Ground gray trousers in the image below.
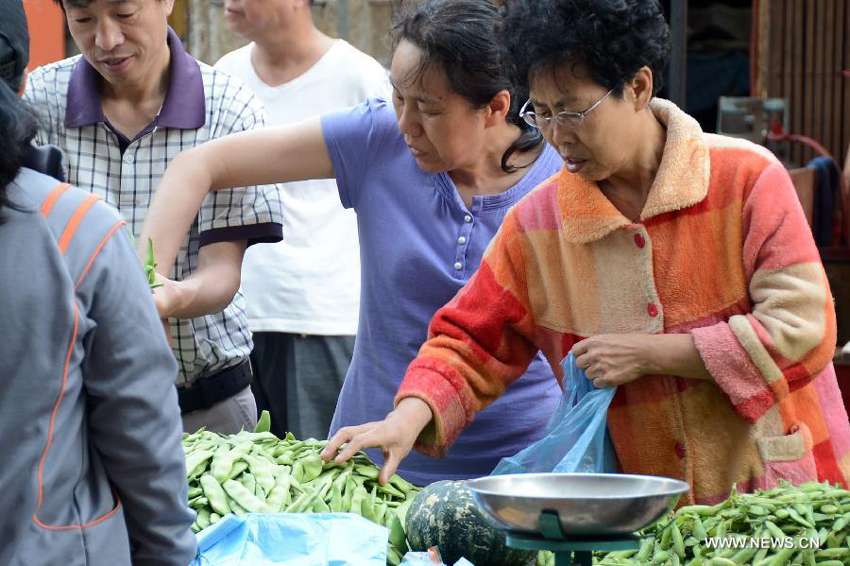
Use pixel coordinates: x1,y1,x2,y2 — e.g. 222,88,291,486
181,385,257,435
250,332,354,440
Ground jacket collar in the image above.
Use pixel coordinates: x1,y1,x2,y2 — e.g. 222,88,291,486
559,98,711,244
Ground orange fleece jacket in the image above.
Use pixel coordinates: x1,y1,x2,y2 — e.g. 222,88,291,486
397,99,850,504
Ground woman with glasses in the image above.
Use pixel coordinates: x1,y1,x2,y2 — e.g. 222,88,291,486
139,0,562,485
324,0,850,497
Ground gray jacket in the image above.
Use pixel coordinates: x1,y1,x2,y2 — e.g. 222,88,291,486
0,168,197,565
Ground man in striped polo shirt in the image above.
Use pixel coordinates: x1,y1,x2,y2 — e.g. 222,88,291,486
25,0,284,434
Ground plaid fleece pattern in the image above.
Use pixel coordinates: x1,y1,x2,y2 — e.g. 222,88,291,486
397,99,850,504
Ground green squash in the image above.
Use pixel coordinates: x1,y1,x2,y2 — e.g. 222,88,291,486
405,480,536,566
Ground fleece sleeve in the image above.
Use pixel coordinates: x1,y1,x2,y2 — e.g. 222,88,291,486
691,160,837,422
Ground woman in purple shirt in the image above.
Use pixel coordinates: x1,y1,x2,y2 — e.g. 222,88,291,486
141,0,561,485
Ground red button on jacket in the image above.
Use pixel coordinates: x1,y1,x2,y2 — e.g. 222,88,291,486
634,233,646,248
648,302,658,317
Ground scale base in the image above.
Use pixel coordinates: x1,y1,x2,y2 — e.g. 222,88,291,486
504,510,640,566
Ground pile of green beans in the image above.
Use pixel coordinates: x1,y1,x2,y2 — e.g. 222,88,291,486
535,481,850,566
183,413,421,565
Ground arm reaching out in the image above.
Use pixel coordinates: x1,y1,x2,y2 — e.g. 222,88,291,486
138,117,333,273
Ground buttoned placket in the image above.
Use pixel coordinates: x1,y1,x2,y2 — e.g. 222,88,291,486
627,224,664,330
453,207,476,276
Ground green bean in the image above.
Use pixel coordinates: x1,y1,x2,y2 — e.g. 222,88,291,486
291,460,304,483
284,490,314,513
226,460,248,480
222,479,267,513
677,505,719,517
766,546,796,566
185,450,214,479
815,548,850,559
196,507,211,530
312,497,330,513
388,474,412,495
301,453,324,483
200,474,231,516
254,410,271,433
765,520,786,540
228,497,247,517
635,537,654,561
788,508,814,529
239,472,257,496
211,443,249,483
672,522,686,558
243,453,276,493
265,474,291,512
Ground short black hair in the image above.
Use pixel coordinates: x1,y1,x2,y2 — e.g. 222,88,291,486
499,0,671,98
391,0,543,173
0,81,37,222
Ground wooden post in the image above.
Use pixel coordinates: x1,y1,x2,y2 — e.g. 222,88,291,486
668,0,688,108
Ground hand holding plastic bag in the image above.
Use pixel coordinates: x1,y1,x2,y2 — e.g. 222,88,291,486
491,353,617,475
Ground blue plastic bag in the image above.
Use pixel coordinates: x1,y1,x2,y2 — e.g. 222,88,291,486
492,353,617,475
192,512,390,566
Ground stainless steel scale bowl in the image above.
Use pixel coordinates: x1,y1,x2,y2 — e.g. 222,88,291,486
466,473,690,537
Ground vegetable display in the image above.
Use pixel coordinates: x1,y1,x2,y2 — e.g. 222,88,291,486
183,413,421,565
543,481,850,566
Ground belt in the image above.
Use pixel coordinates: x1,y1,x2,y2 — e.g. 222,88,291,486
177,360,252,414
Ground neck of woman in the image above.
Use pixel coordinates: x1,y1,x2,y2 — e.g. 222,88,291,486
449,121,541,204
598,109,667,219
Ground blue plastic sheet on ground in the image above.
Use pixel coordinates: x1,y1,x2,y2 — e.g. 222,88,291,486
492,353,617,475
192,512,389,566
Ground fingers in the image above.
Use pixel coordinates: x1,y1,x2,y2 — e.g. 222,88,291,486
379,450,403,486
574,350,594,370
321,424,370,461
320,429,349,461
570,338,590,357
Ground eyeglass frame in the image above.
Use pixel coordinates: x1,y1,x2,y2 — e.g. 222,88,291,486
519,88,614,130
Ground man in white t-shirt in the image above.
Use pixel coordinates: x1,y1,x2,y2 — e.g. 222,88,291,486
215,0,389,439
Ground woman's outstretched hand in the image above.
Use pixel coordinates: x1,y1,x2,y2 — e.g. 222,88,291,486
321,397,433,485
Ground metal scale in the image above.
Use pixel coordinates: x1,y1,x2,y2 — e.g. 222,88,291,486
466,473,689,566
505,510,639,566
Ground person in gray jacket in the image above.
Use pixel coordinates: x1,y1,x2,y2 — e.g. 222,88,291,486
0,1,197,563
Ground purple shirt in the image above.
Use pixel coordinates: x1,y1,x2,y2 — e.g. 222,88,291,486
323,99,562,485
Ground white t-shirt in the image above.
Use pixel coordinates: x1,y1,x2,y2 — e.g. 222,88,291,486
215,40,391,335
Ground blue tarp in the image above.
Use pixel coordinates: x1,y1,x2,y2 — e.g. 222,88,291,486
192,513,389,566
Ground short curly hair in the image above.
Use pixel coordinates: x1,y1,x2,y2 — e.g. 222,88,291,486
499,0,671,98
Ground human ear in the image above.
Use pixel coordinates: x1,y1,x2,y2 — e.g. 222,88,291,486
627,66,654,110
484,89,511,127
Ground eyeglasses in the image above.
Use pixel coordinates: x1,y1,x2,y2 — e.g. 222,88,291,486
519,89,613,130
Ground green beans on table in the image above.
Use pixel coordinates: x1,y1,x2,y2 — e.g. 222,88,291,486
589,481,850,565
182,412,422,565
